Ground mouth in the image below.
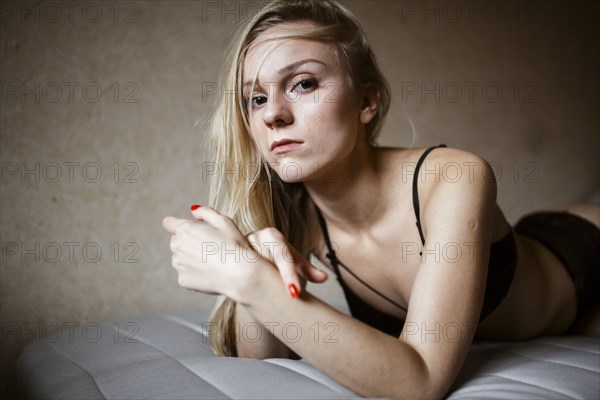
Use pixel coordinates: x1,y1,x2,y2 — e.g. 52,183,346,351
270,138,304,154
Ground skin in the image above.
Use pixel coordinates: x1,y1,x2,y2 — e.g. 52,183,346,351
163,21,599,399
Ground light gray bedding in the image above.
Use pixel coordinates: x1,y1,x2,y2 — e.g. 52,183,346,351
16,310,600,399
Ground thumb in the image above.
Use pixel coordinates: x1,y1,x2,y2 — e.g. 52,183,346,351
303,263,329,283
281,243,329,284
297,260,329,283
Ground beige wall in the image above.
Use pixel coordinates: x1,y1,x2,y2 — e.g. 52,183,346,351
1,0,598,395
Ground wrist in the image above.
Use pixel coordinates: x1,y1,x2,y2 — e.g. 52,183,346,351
229,257,277,308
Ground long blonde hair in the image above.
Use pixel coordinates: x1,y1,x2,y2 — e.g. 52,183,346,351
207,0,391,357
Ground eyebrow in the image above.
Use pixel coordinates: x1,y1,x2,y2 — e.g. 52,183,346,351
243,58,328,89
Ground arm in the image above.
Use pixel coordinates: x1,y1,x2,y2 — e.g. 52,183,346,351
167,209,327,360
235,302,298,359
240,150,497,398
235,227,327,359
242,273,432,398
164,150,495,398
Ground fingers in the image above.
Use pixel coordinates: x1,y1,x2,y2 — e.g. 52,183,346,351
247,228,329,298
189,205,235,230
179,204,328,299
162,216,188,234
270,241,303,298
298,261,329,283
247,229,301,296
278,240,328,284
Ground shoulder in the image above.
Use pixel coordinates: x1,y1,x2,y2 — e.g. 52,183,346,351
413,146,496,191
375,146,497,217
406,146,497,221
379,145,495,189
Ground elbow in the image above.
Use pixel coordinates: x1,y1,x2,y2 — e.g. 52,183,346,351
236,341,293,360
385,375,450,400
418,381,452,400
379,350,453,400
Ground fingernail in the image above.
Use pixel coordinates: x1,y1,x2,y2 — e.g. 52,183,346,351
190,204,202,211
288,283,299,298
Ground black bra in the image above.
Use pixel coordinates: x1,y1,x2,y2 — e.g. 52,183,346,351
316,144,517,337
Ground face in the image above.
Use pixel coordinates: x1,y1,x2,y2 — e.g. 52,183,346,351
242,22,374,183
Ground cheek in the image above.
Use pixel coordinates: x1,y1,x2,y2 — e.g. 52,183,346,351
304,99,359,142
248,120,269,153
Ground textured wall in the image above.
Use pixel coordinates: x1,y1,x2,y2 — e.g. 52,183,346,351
1,0,598,395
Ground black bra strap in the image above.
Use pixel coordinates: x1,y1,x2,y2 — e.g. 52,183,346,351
315,207,408,312
412,144,447,246
315,207,341,275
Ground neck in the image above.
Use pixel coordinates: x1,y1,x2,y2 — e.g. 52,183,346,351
303,141,386,231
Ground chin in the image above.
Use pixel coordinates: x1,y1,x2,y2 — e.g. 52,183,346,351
267,159,311,183
274,171,310,184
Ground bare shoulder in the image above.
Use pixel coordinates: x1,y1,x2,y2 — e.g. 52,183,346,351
416,147,498,237
389,146,499,229
412,146,496,192
418,146,492,173
378,145,495,189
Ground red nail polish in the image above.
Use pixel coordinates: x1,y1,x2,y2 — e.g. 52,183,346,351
190,204,202,211
288,283,299,298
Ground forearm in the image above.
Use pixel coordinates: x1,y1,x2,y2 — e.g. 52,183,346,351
234,302,297,359
244,268,441,399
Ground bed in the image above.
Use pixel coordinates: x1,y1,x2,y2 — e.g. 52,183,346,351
15,308,600,399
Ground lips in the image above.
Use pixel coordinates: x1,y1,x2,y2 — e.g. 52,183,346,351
270,138,304,154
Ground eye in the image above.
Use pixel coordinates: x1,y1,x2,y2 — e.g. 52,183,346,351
248,94,267,109
291,77,318,93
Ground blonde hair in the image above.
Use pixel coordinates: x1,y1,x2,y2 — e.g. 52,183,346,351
206,0,391,357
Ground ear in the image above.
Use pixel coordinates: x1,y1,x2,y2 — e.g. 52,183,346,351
359,84,379,125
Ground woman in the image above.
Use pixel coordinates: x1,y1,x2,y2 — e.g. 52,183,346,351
162,1,599,398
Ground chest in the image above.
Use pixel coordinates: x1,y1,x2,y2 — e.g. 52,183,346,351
317,212,424,319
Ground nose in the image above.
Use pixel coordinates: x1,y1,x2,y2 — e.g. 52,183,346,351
262,93,293,129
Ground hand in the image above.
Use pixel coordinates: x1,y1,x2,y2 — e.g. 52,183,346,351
187,207,329,298
162,205,261,304
245,227,329,297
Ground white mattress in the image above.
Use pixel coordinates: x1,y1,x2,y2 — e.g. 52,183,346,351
16,310,600,399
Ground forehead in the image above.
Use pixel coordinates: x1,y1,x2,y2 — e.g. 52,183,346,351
243,22,340,82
